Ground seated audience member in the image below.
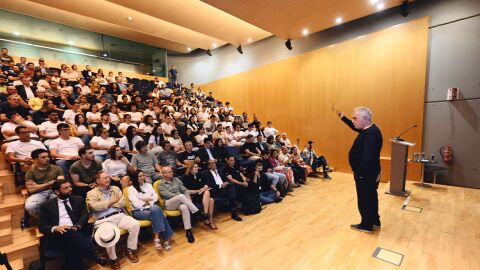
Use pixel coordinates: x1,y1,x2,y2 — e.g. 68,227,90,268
157,141,177,170
131,141,162,183
38,180,98,270
251,161,283,204
279,146,306,184
158,166,209,243
301,141,332,179
1,111,38,144
128,170,174,251
117,94,131,111
245,124,258,138
260,150,289,195
95,112,121,139
203,115,218,134
168,129,185,153
269,149,297,187
160,115,175,136
212,138,229,165
70,146,103,198
182,163,217,229
264,121,278,138
49,123,84,180
90,127,116,162
72,114,94,146
24,149,64,217
62,101,82,125
176,140,200,168
38,110,63,146
255,134,268,152
129,104,143,124
212,124,227,144
139,115,155,136
223,156,249,203
197,138,217,169
279,133,293,148
87,172,140,269
0,93,31,123
240,135,261,161
233,124,246,142
5,126,46,170
102,145,133,189
194,127,208,146
118,114,137,136
291,146,313,177
86,104,101,126
224,126,242,146
201,160,242,221
119,126,143,160
148,124,166,154
265,135,279,151
108,104,121,125
28,87,45,111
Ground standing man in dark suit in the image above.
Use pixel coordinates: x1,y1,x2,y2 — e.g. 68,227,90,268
337,107,383,233
38,179,96,270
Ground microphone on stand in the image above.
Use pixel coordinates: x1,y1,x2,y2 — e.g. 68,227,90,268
394,125,417,141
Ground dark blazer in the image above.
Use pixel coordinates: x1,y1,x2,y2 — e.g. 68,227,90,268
341,116,383,178
256,142,268,152
200,170,227,191
198,146,218,164
38,195,89,235
15,84,37,101
81,70,96,79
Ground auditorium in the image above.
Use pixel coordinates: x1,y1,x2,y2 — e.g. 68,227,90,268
0,0,478,269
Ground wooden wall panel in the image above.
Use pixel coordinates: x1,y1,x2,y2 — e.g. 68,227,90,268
201,17,429,180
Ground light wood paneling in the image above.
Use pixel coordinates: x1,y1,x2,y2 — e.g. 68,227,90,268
201,18,429,180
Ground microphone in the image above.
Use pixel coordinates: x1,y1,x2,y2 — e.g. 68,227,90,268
394,125,417,141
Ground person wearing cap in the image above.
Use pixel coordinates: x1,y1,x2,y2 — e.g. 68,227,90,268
38,179,97,270
87,171,140,269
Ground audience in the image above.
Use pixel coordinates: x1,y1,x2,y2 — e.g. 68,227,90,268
69,146,103,198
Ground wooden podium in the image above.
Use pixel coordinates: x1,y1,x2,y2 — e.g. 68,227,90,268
385,139,415,197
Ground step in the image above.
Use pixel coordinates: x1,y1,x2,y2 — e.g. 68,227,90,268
2,228,39,266
0,214,12,229
0,194,26,230
0,182,4,204
0,170,19,196
0,227,13,246
10,258,24,270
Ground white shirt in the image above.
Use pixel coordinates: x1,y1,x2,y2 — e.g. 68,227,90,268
129,112,143,123
102,159,128,177
205,147,214,160
119,136,143,151
127,183,158,210
77,84,90,95
160,122,174,135
168,137,183,151
195,134,208,146
143,109,157,119
264,127,278,138
118,123,137,133
63,110,79,124
234,130,246,140
139,123,154,134
24,86,35,100
39,121,63,138
57,198,73,227
5,140,46,159
210,170,223,187
1,121,39,141
90,136,115,155
86,112,101,122
117,95,131,103
197,111,209,122
109,113,120,124
49,137,84,158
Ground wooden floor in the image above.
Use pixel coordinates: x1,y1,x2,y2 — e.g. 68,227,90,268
93,172,480,270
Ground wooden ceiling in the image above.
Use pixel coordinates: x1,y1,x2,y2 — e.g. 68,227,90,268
0,0,408,53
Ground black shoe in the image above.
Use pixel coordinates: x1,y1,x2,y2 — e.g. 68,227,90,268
186,229,195,243
231,212,242,221
196,211,210,221
323,174,332,180
325,167,333,172
350,223,373,233
373,221,381,229
274,197,283,203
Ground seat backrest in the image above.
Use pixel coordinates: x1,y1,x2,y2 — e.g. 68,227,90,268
123,187,133,215
152,180,166,207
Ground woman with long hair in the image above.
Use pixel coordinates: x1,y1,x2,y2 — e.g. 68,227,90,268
86,104,101,126
268,149,297,188
119,126,143,160
102,145,133,189
182,163,216,229
90,127,116,162
139,115,155,136
213,138,228,164
72,114,93,146
128,170,174,251
148,124,166,154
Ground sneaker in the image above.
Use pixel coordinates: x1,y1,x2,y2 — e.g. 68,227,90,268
325,167,333,172
163,241,172,251
290,183,300,188
323,174,332,180
373,221,381,230
154,239,162,250
350,223,373,233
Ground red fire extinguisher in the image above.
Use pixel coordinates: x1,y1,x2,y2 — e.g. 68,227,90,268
439,146,453,164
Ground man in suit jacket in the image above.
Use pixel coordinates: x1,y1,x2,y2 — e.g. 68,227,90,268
200,160,242,221
197,138,218,169
338,107,383,234
81,65,96,80
15,77,36,101
38,179,96,270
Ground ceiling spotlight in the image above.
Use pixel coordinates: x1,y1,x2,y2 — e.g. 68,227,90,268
100,52,109,58
302,29,309,36
369,0,379,4
335,17,343,24
206,49,212,56
212,43,217,48
68,40,75,45
127,16,133,21
247,38,252,42
376,2,385,10
237,45,243,54
285,39,292,50
400,0,410,17
13,32,20,36
187,47,192,52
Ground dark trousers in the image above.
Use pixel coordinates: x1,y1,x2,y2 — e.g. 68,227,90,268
46,230,95,270
211,184,237,212
354,174,380,227
311,156,329,173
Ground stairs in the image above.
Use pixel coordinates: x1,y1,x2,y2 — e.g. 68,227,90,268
0,153,38,269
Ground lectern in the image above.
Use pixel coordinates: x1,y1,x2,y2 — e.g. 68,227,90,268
386,139,415,197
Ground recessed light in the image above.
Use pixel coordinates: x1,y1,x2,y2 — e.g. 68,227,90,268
68,41,74,45
376,2,385,10
302,28,309,36
247,38,252,42
335,17,343,24
369,0,379,4
127,16,133,21
212,43,217,48
13,32,20,36
187,47,192,52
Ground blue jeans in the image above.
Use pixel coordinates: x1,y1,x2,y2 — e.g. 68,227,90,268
25,190,55,217
259,190,277,204
265,172,287,186
94,154,109,162
55,159,75,181
132,205,173,240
